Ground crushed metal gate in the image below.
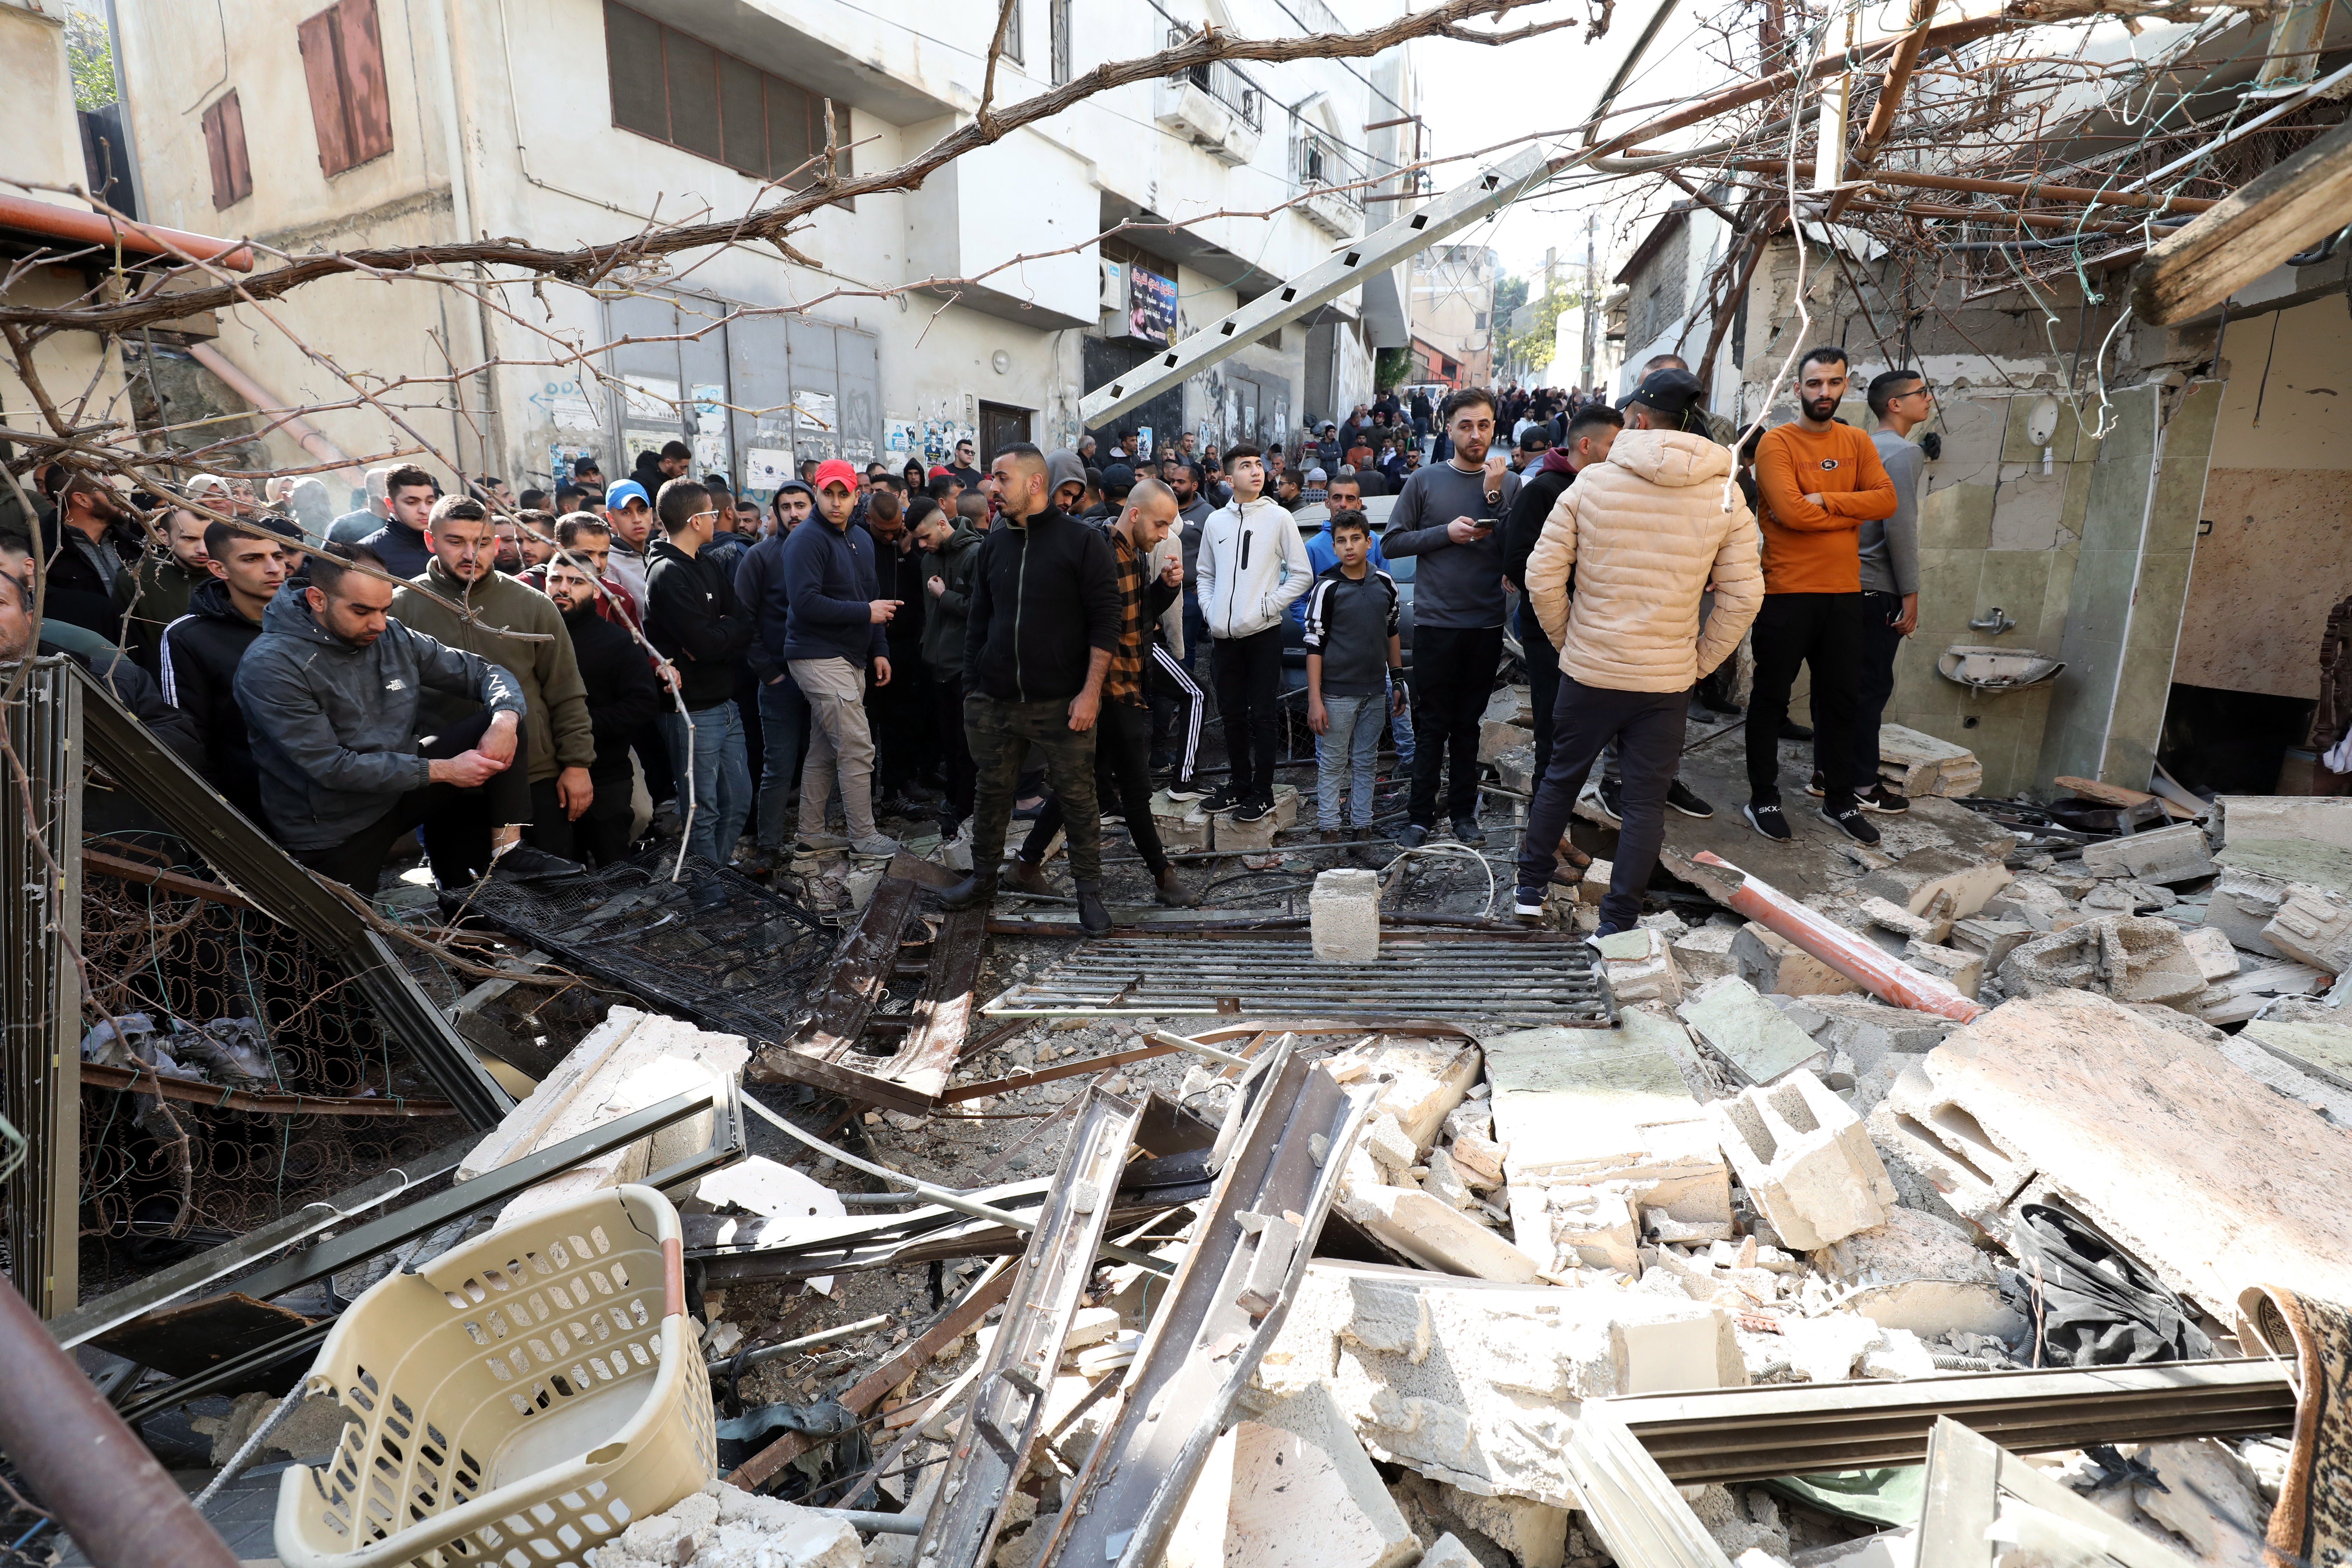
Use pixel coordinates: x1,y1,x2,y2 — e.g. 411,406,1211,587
984,934,1618,1024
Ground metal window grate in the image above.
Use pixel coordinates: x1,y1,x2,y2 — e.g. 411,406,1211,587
983,936,1618,1025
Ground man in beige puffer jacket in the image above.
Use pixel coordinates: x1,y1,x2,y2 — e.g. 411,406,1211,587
1513,372,1763,934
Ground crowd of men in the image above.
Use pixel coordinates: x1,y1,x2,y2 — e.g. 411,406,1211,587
0,344,1930,939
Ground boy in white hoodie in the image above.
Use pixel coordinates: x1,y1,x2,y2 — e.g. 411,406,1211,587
1194,443,1313,822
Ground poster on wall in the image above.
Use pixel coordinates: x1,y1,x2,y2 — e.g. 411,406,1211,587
884,418,918,457
1135,427,1154,462
795,391,838,433
620,375,678,421
623,428,676,465
544,383,601,432
1128,264,1176,348
546,443,596,490
742,447,792,491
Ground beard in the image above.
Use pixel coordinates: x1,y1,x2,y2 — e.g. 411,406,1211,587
1802,396,1838,423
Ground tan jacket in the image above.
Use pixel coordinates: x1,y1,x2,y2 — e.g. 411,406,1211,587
1525,429,1764,693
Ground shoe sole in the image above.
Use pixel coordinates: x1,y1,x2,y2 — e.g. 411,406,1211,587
1742,804,1793,843
1666,797,1715,819
1512,900,1545,918
1861,796,1910,814
1816,807,1881,845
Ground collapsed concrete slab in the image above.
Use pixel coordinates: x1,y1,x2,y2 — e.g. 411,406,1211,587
1227,1384,1423,1568
2204,863,2289,956
1679,975,1832,1084
1248,1264,1744,1509
1671,923,1742,983
1330,1035,1483,1152
2260,885,2352,975
1710,1069,1897,1249
2197,959,2331,1025
2215,794,2352,852
1341,1184,1546,1282
1889,989,2352,1313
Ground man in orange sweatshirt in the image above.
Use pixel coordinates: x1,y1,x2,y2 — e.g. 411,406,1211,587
1745,345,1897,846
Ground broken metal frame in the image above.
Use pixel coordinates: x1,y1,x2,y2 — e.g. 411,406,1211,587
1559,1404,1735,1568
915,1087,1144,1568
750,870,990,1115
2,659,82,1316
70,661,512,1127
983,936,1617,1024
1036,1037,1370,1568
109,1082,742,1425
939,1016,1479,1104
1913,1415,2199,1568
1611,1358,2296,1485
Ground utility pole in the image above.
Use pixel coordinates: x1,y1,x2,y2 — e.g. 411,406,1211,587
1580,212,1598,390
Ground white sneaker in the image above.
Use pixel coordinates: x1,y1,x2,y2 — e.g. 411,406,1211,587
1513,887,1546,918
850,833,901,859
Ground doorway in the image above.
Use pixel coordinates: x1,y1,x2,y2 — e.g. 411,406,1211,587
979,401,1032,465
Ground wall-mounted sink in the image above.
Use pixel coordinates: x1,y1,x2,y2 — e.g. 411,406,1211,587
1938,644,2065,692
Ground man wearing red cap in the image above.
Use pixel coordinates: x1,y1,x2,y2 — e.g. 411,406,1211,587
781,458,902,859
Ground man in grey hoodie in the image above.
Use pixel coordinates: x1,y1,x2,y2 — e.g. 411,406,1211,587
235,542,569,895
1194,443,1314,822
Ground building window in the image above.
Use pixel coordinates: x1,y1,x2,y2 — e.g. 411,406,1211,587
999,0,1025,66
603,0,852,191
297,0,394,178
200,90,252,209
1050,0,1071,86
1474,311,1489,330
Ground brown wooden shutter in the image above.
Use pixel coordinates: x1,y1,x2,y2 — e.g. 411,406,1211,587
297,7,353,175
216,91,253,206
333,0,394,166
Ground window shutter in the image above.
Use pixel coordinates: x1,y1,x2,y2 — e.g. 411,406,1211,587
332,0,394,166
297,7,353,175
216,91,252,206
604,1,667,140
201,97,233,209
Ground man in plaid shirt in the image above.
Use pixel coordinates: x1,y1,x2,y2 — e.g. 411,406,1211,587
1010,477,1202,908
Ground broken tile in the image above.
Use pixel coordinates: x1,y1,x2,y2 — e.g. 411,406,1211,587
1484,1016,1710,1178
1343,1184,1546,1281
2241,1017,2352,1094
1901,939,1985,1000
1671,923,1743,983
1680,975,1832,1085
1732,922,1864,998
1948,918,2033,972
1227,1385,1422,1568
2197,958,2331,1025
1710,1068,1897,1249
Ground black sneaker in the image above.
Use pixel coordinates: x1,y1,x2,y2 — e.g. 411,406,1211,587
492,843,585,882
1743,799,1793,842
1581,778,1622,828
1805,770,1827,798
1451,815,1487,847
1666,779,1715,819
1819,803,1882,845
1399,822,1432,847
1596,777,1625,824
1781,719,1815,741
1233,796,1274,825
1198,785,1239,813
1164,780,1211,803
1513,886,1546,918
1861,783,1911,814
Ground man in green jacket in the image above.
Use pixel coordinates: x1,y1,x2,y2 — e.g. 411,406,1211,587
389,494,597,859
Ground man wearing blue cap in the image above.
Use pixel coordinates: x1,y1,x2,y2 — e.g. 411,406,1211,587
602,479,655,607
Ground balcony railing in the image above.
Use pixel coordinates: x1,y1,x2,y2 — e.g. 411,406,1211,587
1167,28,1262,131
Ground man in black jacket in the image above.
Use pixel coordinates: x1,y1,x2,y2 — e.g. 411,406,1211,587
158,519,290,821
543,555,664,865
1502,403,1620,782
941,444,1120,926
644,479,757,882
39,474,142,640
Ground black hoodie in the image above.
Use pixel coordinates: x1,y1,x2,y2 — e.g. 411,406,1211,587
559,601,665,782
157,577,268,818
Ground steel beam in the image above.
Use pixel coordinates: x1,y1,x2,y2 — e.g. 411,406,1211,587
1,658,82,1316
1036,1042,1368,1568
1914,1416,2198,1568
916,1088,1143,1568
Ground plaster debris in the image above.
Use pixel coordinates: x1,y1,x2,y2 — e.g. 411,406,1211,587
1680,976,1833,1085
587,1485,861,1568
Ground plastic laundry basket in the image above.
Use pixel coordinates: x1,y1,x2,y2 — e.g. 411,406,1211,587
275,1184,716,1568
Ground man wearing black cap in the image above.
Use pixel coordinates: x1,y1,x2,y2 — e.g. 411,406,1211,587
1513,370,1762,935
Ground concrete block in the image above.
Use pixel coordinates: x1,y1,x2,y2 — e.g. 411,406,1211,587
1577,857,1613,904
1671,922,1743,983
1480,717,1532,763
1228,1384,1422,1568
1422,1147,1482,1212
1818,1207,2022,1338
1211,784,1301,849
1857,894,1952,952
2080,821,2214,884
1448,1129,1506,1187
1540,1183,1641,1273
1948,917,2033,971
1732,922,1864,998
1998,915,2205,1008
1877,725,1980,795
1777,1313,1884,1384
1680,975,1833,1085
1363,1113,1420,1180
1871,1065,2035,1234
1595,926,1683,1007
1710,1069,1897,1249
1857,846,2014,918
1328,1035,1483,1151
1248,1265,1744,1507
1902,939,1984,1000
1149,789,1213,851
2261,885,2352,974
1343,1184,1545,1281
2217,793,2352,852
1434,1487,1568,1568
1311,867,1383,962
2205,863,2290,956
2182,925,2245,982
1494,743,1538,796
1418,1536,1484,1568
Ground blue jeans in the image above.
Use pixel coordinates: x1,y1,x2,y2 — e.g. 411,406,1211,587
754,674,810,850
1317,694,1385,828
1388,670,1415,766
662,701,752,868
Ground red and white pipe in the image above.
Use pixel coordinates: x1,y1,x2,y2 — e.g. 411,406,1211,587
1693,850,1987,1022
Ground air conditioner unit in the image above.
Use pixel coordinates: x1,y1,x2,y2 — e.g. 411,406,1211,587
1100,258,1125,312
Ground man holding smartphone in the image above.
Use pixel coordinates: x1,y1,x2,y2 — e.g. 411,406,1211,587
1383,387,1519,847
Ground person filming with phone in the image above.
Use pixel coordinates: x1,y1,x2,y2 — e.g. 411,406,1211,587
1382,387,1518,848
